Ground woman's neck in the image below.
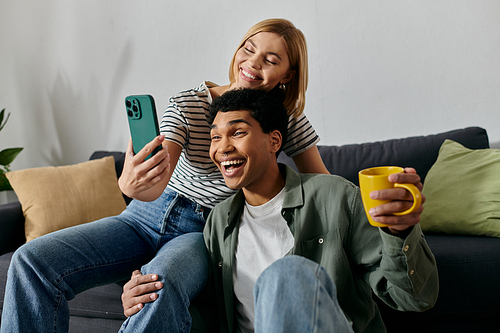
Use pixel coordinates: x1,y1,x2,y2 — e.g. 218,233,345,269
209,85,230,99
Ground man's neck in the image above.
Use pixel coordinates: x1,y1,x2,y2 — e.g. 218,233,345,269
242,164,285,206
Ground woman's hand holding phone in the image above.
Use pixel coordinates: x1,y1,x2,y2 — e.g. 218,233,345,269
118,135,173,202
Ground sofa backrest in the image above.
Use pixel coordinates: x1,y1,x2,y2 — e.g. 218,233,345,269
89,151,131,204
91,127,489,189
278,127,489,186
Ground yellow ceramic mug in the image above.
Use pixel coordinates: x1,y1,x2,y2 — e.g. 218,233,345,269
358,166,422,227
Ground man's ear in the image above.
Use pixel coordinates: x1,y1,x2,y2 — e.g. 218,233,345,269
269,130,282,153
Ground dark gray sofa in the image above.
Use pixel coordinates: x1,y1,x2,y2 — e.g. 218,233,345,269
1,127,499,332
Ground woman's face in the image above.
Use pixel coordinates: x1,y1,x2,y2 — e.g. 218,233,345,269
231,32,295,92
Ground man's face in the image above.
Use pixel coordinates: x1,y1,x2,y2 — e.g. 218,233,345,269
209,110,280,192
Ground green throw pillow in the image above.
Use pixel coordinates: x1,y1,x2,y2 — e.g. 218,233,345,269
420,139,500,237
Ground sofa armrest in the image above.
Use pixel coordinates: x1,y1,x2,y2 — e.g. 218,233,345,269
0,202,26,255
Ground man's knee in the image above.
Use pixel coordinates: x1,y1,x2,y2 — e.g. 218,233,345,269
253,256,350,333
257,255,320,283
255,256,337,298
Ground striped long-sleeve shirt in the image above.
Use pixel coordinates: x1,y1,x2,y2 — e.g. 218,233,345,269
160,81,320,208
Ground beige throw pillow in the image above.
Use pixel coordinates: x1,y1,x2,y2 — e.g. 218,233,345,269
6,156,127,242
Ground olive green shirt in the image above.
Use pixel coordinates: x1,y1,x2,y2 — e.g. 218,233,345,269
200,165,439,333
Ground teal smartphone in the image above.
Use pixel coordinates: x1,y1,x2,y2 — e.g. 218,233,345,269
125,94,161,160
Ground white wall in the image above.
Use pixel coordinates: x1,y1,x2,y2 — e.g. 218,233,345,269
1,0,499,170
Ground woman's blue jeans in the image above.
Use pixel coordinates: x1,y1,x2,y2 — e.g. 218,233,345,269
0,188,210,333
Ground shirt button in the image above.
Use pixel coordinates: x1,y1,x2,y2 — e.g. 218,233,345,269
410,269,415,275
318,238,324,244
404,245,410,252
218,261,222,267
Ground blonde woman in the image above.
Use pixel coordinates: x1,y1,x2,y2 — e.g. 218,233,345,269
1,19,329,333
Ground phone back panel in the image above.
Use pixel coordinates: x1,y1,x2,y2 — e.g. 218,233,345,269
125,95,161,160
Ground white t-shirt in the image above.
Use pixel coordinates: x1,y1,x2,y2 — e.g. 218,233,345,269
233,188,294,332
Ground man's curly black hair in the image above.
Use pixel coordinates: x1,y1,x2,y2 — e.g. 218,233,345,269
208,88,288,155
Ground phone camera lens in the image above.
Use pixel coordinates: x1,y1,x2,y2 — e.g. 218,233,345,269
126,100,132,108
133,105,138,112
128,111,133,117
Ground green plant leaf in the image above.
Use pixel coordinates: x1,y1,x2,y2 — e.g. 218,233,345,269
0,148,23,166
0,109,9,132
0,171,13,191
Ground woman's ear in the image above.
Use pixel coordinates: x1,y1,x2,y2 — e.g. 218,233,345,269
269,130,283,154
281,69,296,85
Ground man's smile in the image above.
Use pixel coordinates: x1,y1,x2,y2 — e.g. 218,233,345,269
220,159,246,175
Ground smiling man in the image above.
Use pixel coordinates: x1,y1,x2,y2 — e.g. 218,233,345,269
121,88,438,332
208,89,287,207
202,88,439,333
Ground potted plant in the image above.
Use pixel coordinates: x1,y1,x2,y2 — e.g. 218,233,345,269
0,108,23,192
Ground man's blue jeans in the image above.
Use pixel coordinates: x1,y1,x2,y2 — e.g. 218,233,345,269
0,188,209,333
254,256,354,333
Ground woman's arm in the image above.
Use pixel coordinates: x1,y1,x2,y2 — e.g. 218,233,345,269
118,136,182,202
292,145,330,174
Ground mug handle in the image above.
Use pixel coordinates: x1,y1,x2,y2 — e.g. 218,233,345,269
392,183,422,216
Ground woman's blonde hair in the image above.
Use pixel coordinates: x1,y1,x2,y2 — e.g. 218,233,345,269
228,18,308,117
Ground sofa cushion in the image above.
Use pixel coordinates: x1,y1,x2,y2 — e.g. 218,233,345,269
6,156,127,242
0,251,126,331
377,234,500,332
420,140,500,237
